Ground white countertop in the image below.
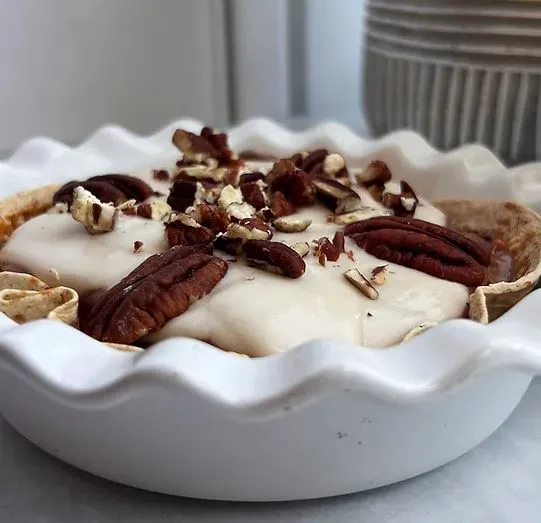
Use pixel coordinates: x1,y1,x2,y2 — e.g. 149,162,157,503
2,378,541,522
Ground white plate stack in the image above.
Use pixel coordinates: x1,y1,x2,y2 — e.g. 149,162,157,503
363,0,541,164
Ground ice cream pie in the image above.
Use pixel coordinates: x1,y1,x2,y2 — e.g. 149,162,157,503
0,127,540,357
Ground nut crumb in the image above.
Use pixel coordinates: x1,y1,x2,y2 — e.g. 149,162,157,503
274,216,312,233
133,241,144,253
344,268,379,300
290,242,310,257
245,275,255,281
367,312,373,317
371,264,389,285
48,268,60,282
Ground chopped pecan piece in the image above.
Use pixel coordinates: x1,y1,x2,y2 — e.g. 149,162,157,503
80,244,227,344
135,200,172,221
371,264,390,285
290,242,310,257
314,232,345,266
240,181,267,210
382,181,419,218
313,176,361,215
53,174,153,208
238,151,276,161
165,214,215,247
270,192,296,217
172,127,236,166
274,216,312,233
344,269,379,300
152,169,170,181
133,241,144,253
345,216,491,287
243,240,306,278
225,218,272,241
218,185,243,210
71,186,117,234
239,172,265,184
214,235,244,255
192,203,230,233
167,179,200,212
227,202,256,220
267,160,316,206
356,160,392,186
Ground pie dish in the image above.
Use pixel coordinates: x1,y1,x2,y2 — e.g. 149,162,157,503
1,119,541,501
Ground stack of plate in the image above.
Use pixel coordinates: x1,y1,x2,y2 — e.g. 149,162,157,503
363,0,541,164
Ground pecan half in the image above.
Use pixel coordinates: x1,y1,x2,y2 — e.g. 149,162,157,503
345,216,491,287
81,244,227,344
53,174,153,208
243,240,306,278
267,160,316,206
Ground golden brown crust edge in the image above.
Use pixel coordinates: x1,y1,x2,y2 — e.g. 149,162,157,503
434,199,541,323
0,184,61,242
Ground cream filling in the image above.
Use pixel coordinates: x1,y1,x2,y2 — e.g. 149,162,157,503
0,167,469,355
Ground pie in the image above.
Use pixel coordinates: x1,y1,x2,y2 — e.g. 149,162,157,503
0,127,540,356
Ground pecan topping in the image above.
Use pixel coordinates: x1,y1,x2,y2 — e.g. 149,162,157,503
345,216,491,287
270,192,296,217
133,241,144,253
293,150,350,183
313,176,361,215
274,216,312,233
314,231,345,266
290,242,310,257
152,169,170,181
192,203,230,233
382,181,419,218
172,127,236,166
53,174,153,208
240,181,267,210
167,178,200,212
239,172,265,184
238,151,276,161
80,244,227,344
213,235,244,256
71,186,117,234
267,160,316,206
243,240,306,279
165,214,215,247
356,160,392,186
225,218,272,241
371,264,390,285
344,269,379,300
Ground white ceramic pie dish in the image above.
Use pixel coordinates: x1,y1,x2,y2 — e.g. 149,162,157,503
1,119,541,501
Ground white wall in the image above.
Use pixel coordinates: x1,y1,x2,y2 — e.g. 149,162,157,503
0,0,228,153
306,0,365,128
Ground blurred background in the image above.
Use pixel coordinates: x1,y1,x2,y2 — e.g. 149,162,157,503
2,0,540,165
0,0,365,157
